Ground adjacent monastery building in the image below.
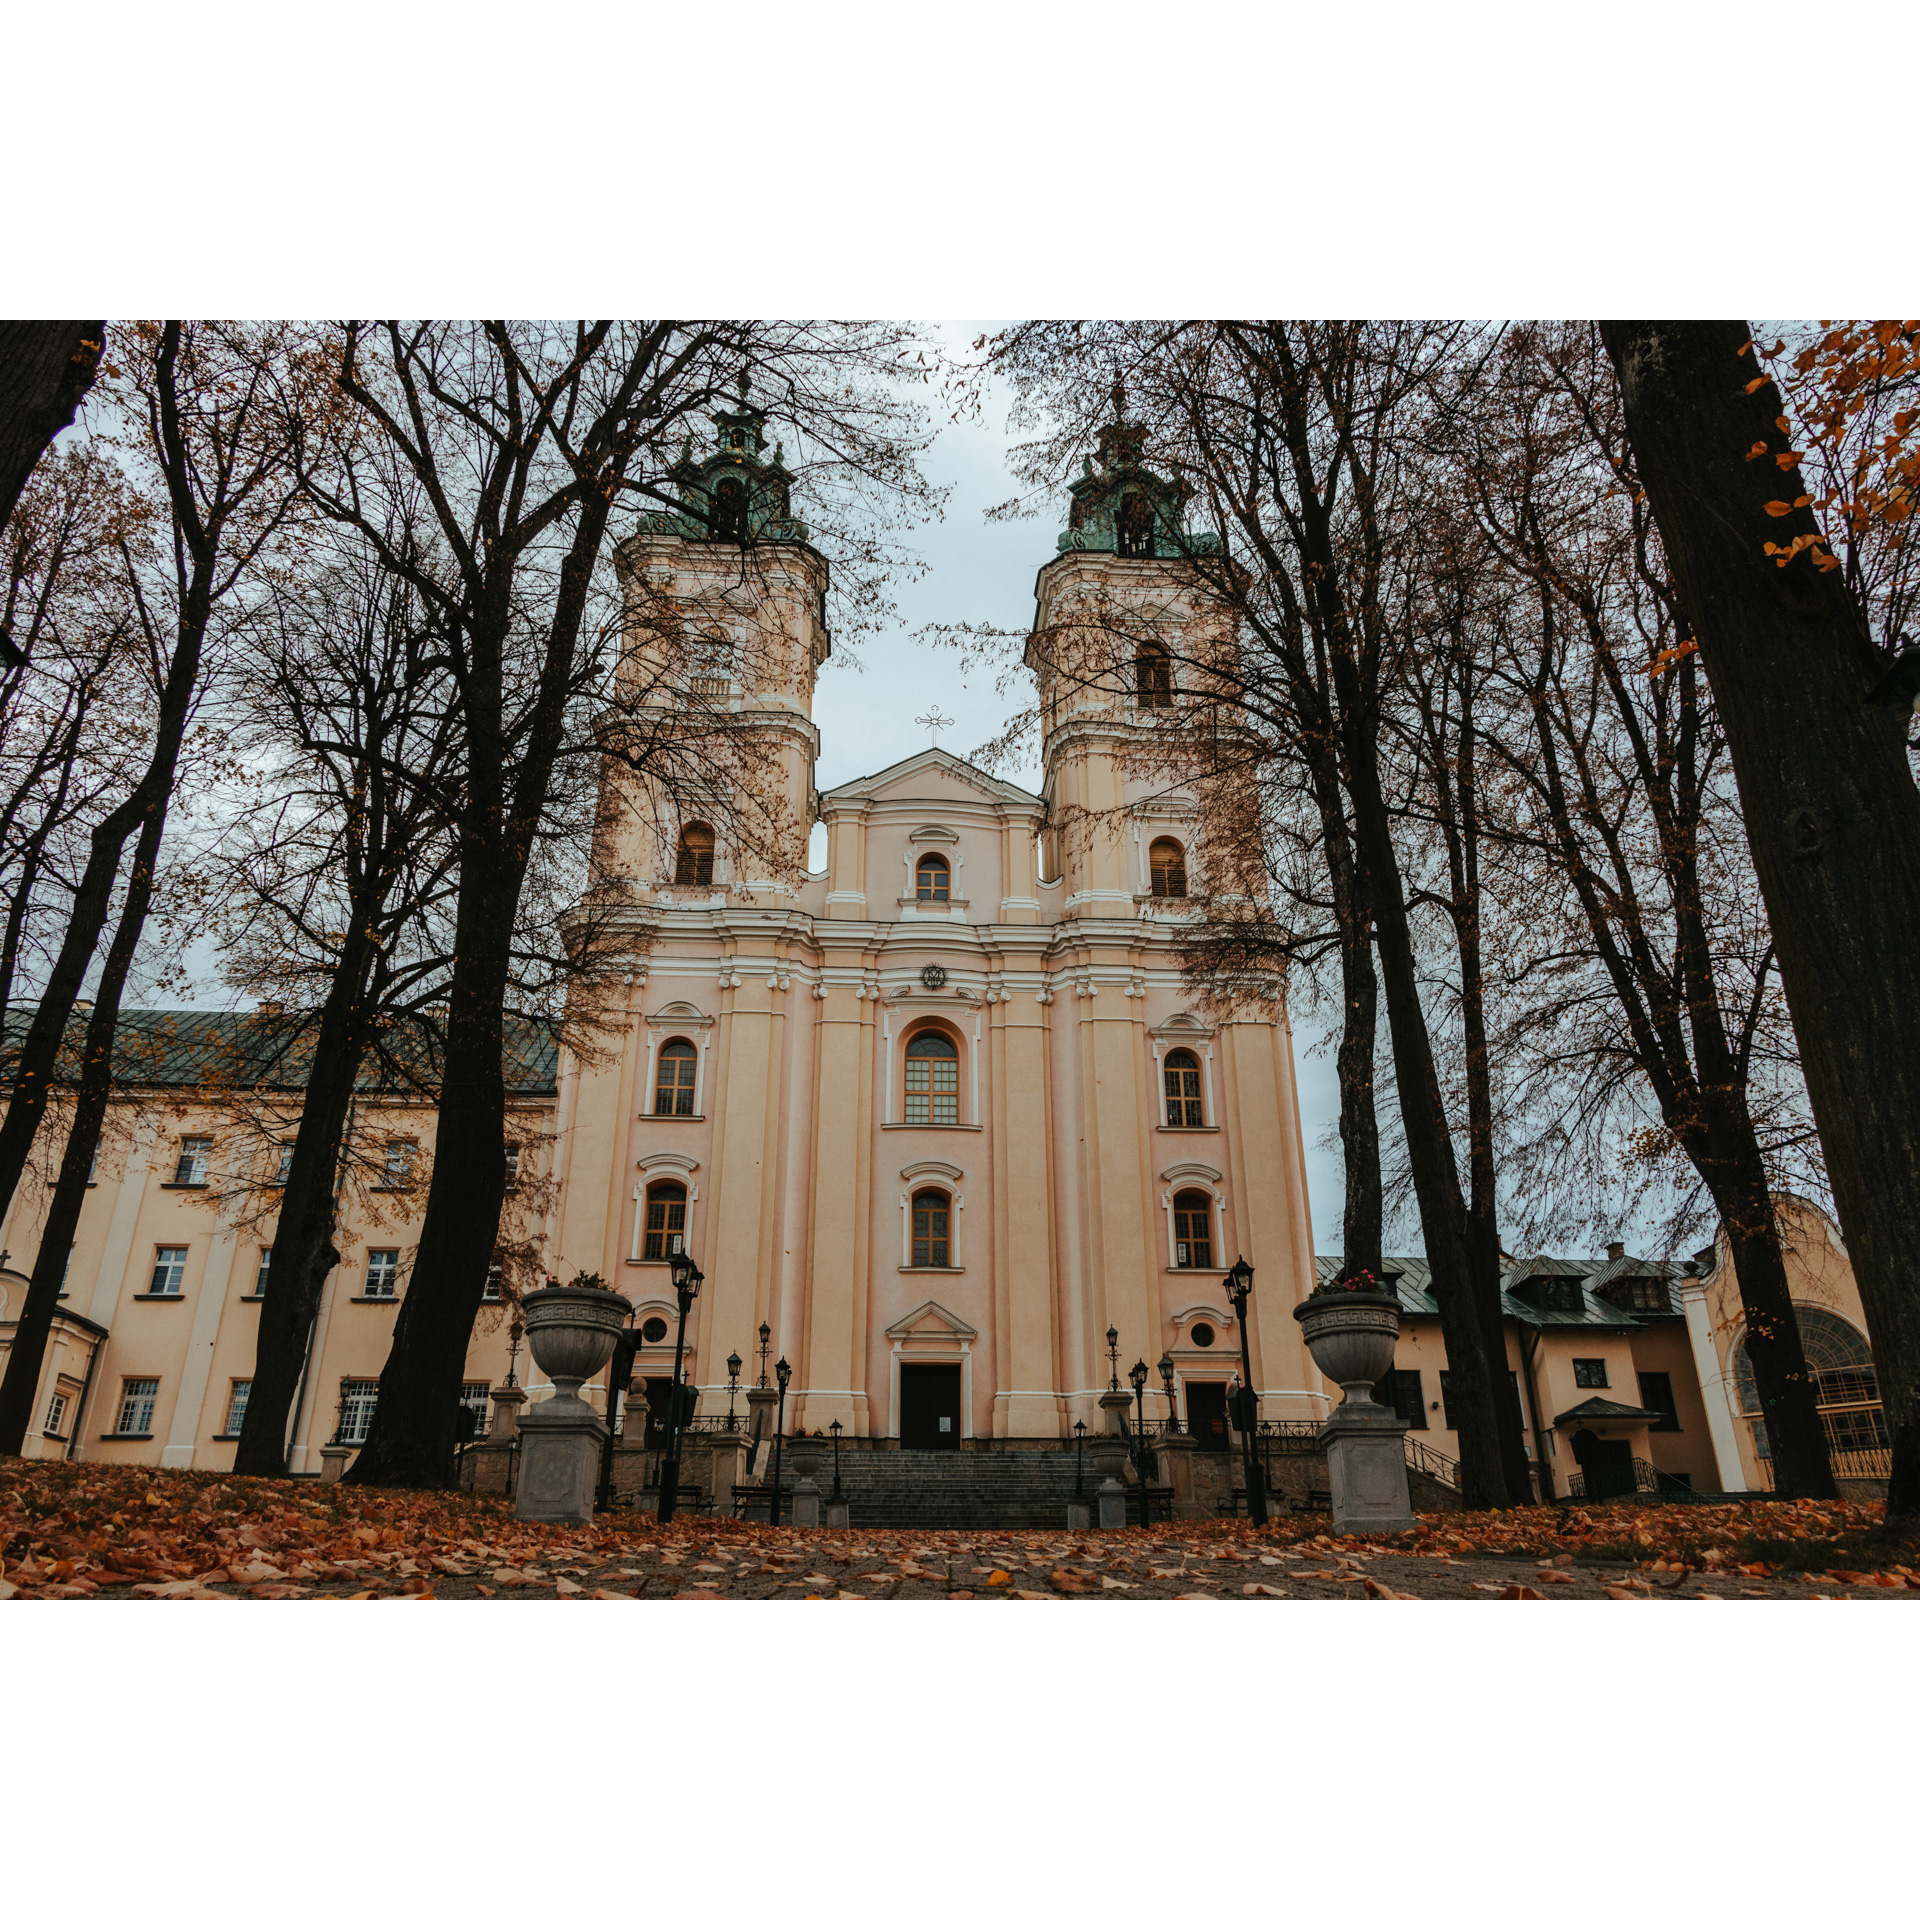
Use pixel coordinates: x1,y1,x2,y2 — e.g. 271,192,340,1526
0,410,1890,1507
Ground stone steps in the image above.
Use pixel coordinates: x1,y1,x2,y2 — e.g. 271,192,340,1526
786,1450,1099,1530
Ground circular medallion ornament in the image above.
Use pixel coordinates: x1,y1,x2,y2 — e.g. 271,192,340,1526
920,965,948,991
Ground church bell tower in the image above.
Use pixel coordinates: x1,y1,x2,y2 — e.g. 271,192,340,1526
607,374,830,902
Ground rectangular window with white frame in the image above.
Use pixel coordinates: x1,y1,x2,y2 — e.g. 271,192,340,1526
274,1142,294,1185
116,1378,159,1436
223,1380,251,1436
503,1145,521,1193
337,1380,377,1444
458,1381,490,1439
363,1249,400,1299
483,1264,502,1302
173,1137,211,1186
149,1246,188,1295
381,1142,416,1189
45,1391,69,1437
248,1248,271,1297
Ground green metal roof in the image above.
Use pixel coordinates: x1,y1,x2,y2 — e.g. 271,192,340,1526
2,1007,559,1098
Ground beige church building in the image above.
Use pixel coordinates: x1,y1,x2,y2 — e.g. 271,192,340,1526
0,410,1891,1513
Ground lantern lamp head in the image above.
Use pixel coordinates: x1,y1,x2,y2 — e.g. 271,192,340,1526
1157,1352,1174,1385
727,1351,741,1382
1129,1358,1149,1391
775,1356,792,1391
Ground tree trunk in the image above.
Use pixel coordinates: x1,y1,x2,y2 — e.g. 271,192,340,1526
1342,728,1511,1508
0,323,101,544
1601,319,1920,1524
230,982,375,1476
0,789,170,1453
344,855,515,1487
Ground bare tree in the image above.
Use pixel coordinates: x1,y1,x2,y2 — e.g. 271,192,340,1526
973,321,1531,1508
1602,320,1920,1526
0,320,308,1455
276,321,937,1487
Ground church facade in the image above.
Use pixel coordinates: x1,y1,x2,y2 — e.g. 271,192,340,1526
543,406,1327,1445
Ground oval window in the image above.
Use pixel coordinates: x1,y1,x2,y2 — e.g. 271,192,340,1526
1190,1322,1216,1349
640,1317,670,1345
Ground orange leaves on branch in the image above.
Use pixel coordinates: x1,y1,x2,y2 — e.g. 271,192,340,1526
1644,641,1700,677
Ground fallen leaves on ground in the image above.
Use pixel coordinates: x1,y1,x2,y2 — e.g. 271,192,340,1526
3,1460,1914,1602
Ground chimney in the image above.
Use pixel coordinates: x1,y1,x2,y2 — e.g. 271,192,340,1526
1605,1240,1626,1261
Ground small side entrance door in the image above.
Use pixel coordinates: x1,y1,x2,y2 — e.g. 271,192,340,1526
1571,1427,1635,1498
899,1364,962,1449
1186,1380,1229,1452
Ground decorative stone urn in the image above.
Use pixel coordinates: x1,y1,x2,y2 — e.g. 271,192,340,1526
522,1284,632,1404
1292,1289,1401,1414
516,1285,632,1525
1293,1287,1415,1536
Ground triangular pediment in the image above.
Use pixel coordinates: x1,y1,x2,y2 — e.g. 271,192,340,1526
885,1297,979,1343
821,747,1039,811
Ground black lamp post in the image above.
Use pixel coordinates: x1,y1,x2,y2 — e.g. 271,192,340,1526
829,1417,844,1502
505,1319,523,1390
1073,1418,1087,1499
659,1248,704,1522
769,1355,792,1525
1158,1350,1180,1432
1129,1358,1149,1434
1106,1325,1120,1393
757,1322,771,1389
726,1350,742,1430
1221,1256,1268,1523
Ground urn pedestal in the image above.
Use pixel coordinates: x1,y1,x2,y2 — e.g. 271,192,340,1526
1294,1291,1416,1537
516,1287,631,1525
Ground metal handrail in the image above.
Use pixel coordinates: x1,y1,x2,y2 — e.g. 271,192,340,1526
1403,1437,1461,1489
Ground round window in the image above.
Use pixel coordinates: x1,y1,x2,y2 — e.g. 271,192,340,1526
1190,1322,1215,1348
640,1317,669,1344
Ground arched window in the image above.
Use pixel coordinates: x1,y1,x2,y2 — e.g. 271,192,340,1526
1117,490,1156,558
1735,1304,1885,1455
904,1029,959,1125
1164,1050,1204,1128
674,823,715,886
1135,641,1173,709
1149,837,1187,897
710,477,746,544
915,853,950,903
642,1182,687,1261
1173,1189,1213,1268
654,1040,697,1117
911,1189,951,1268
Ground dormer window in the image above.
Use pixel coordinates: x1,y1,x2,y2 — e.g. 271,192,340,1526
674,823,715,886
916,854,950,904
